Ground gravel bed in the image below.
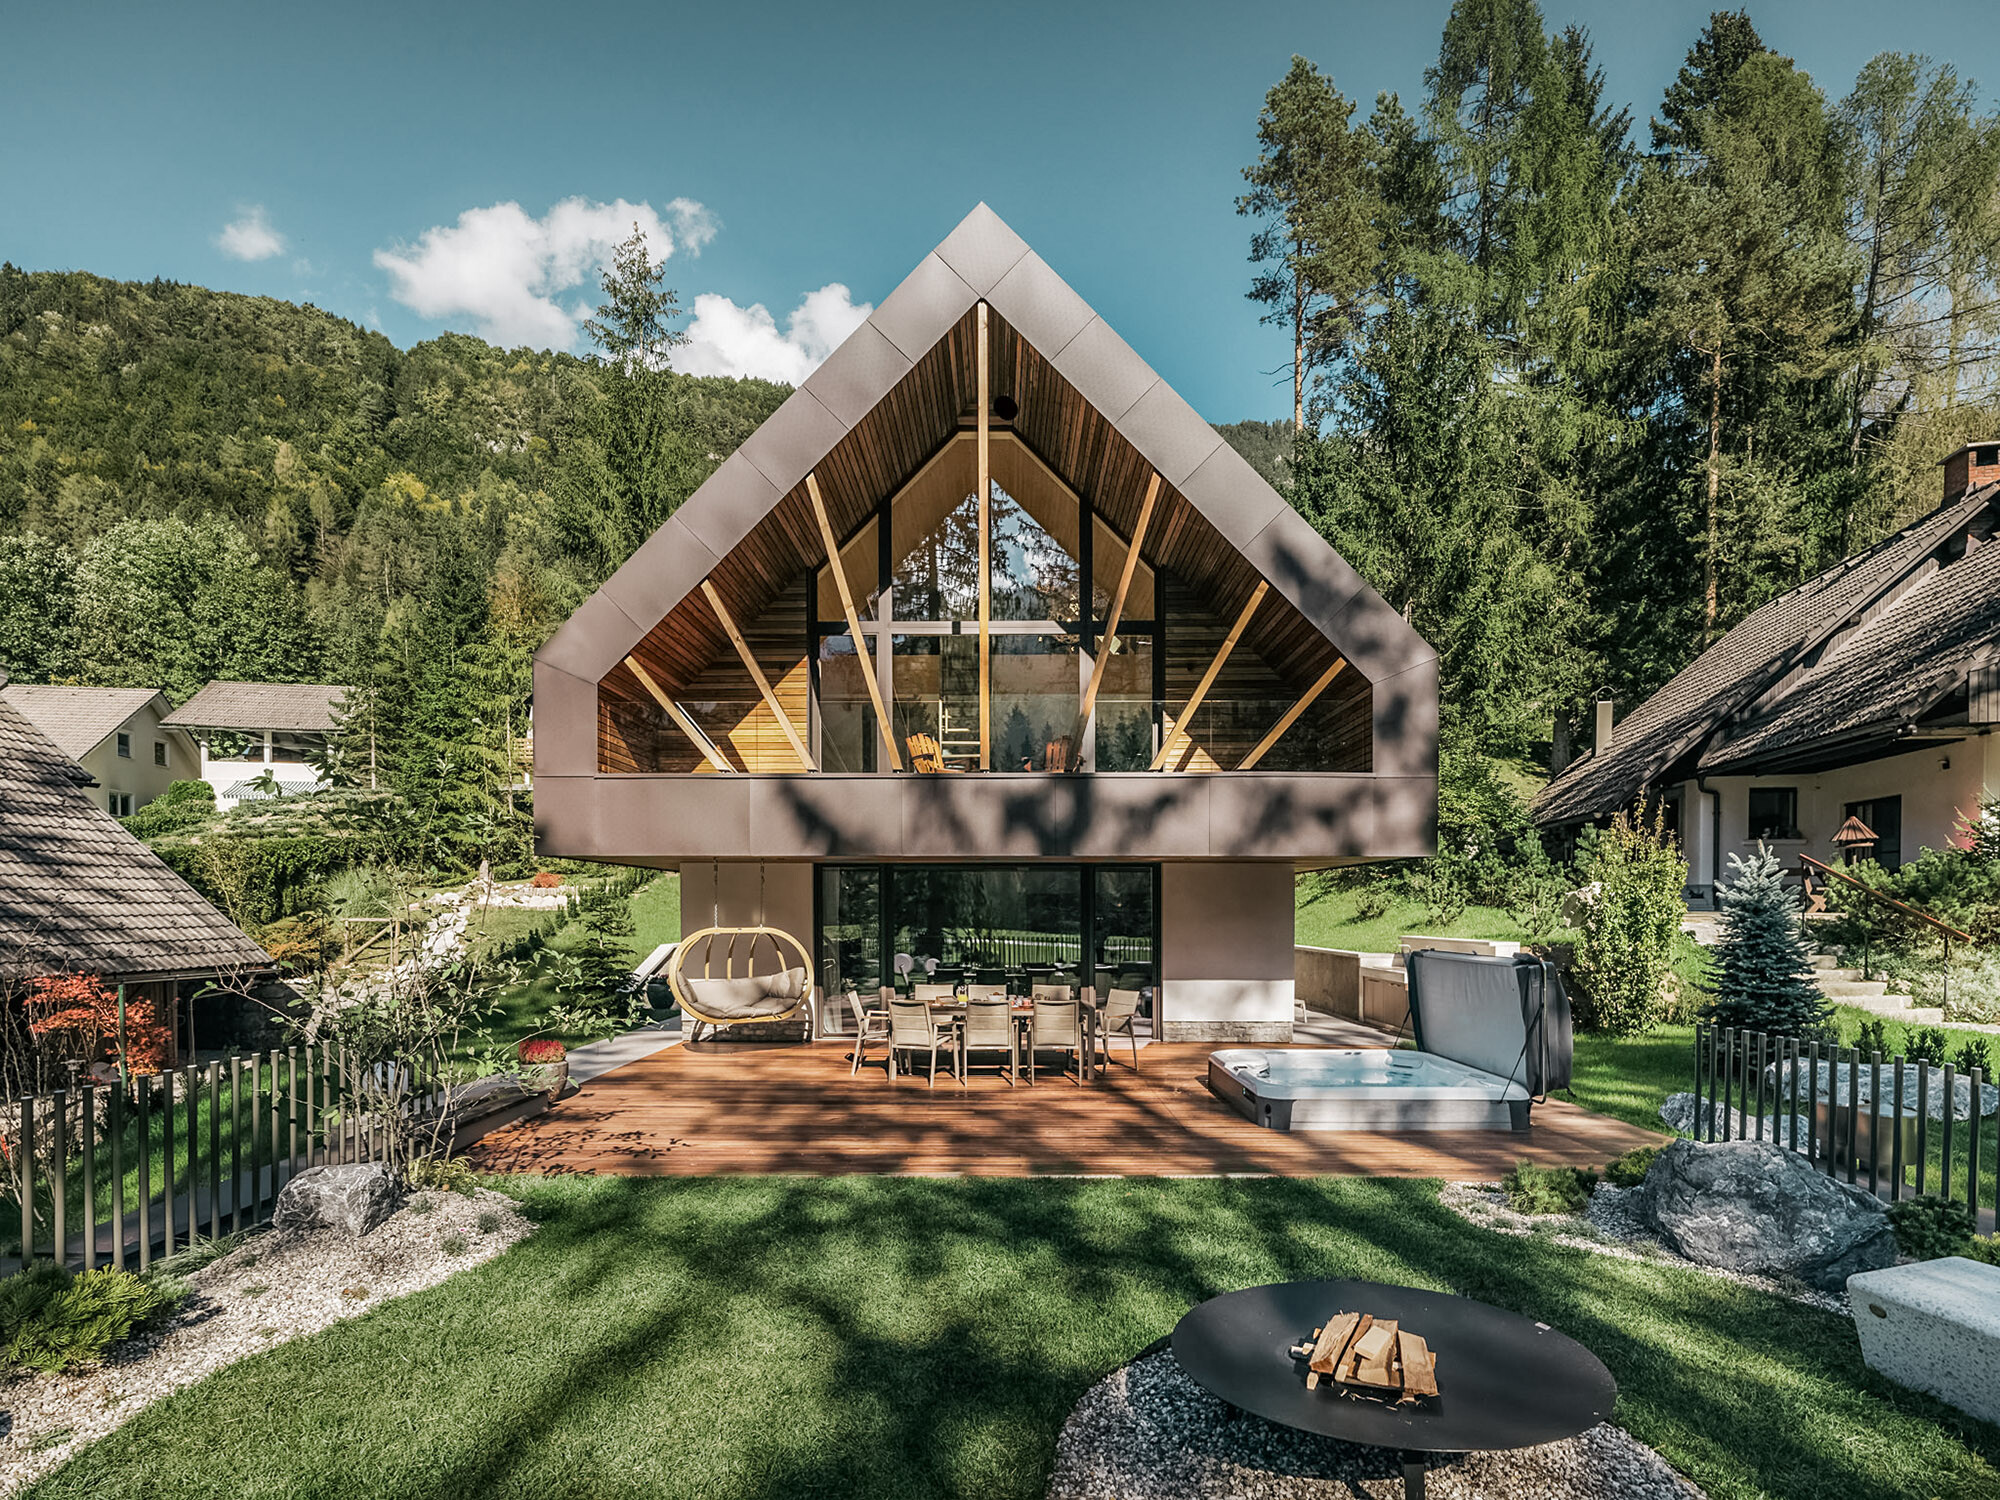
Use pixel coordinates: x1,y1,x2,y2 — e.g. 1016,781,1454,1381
1046,1351,1704,1499
1440,1182,1849,1315
0,1185,530,1495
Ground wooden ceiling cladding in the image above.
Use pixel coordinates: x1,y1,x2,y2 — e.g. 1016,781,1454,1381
606,303,1350,710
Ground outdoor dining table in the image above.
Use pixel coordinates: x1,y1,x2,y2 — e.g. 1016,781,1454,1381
922,996,1100,1081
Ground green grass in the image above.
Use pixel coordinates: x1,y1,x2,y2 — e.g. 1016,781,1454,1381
1294,885,1528,953
626,873,681,958
22,1176,1999,1500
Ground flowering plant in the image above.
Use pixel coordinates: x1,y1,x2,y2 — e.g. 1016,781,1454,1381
517,1037,566,1064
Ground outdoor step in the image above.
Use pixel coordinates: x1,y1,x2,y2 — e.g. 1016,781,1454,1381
1810,954,1845,970
1815,968,1868,984
1818,979,1890,999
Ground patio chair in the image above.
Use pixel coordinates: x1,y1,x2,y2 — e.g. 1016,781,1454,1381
1095,987,1142,1073
888,999,956,1087
912,982,957,1004
846,989,890,1077
961,996,1018,1085
964,983,1008,1002
1042,734,1074,772
1030,982,1072,1006
907,733,959,774
1028,998,1084,1086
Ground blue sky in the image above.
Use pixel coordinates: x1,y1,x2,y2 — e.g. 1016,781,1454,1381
6,1,1996,419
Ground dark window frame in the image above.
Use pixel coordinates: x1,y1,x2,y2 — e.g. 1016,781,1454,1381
1746,786,1801,841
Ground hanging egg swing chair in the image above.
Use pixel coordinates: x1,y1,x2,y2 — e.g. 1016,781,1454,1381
668,864,815,1044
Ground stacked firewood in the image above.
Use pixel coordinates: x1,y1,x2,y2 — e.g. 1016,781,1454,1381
1290,1311,1440,1403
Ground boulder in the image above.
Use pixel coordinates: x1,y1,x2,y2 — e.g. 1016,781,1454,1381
1765,1058,1997,1123
272,1162,401,1237
1638,1138,1896,1291
1658,1090,1808,1145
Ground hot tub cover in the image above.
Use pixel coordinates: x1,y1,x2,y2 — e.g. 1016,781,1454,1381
1405,950,1572,1097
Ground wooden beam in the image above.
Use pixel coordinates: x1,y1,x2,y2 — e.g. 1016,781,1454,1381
1236,658,1346,770
977,300,991,771
622,655,735,774
807,472,902,771
1079,472,1159,727
700,579,815,771
1149,581,1268,771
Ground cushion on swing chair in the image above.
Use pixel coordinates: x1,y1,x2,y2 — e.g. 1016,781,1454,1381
680,966,811,1022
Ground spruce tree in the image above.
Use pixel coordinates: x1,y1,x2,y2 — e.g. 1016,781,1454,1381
1709,847,1829,1035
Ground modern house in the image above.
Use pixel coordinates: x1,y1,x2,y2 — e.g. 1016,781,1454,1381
0,684,271,1057
533,206,1438,1042
160,681,350,810
1535,444,2000,903
0,684,198,816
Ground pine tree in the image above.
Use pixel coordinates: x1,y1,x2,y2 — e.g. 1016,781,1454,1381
1709,847,1830,1035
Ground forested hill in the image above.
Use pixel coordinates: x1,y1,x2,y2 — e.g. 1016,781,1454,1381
0,265,788,697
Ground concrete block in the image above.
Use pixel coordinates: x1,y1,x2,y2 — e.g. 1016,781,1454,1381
1848,1257,2000,1426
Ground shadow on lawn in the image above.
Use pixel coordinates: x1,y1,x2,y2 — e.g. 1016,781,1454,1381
24,1176,2000,1500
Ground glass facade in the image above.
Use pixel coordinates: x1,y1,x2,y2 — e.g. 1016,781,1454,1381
815,863,1158,1027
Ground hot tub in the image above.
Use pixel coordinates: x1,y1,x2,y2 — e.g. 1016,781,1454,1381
1207,1048,1532,1132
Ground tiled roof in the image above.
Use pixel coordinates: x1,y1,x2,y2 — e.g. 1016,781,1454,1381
0,696,271,984
1534,489,1997,825
1701,533,2000,770
0,685,162,760
160,681,348,733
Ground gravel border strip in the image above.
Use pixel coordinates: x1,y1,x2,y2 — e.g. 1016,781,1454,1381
0,1186,531,1495
1046,1350,1704,1499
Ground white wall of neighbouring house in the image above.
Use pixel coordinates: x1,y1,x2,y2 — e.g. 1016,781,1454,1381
1159,861,1295,1044
75,703,199,815
1678,735,1997,890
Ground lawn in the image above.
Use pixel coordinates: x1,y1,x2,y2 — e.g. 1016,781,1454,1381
1295,884,1528,952
25,1176,1999,1500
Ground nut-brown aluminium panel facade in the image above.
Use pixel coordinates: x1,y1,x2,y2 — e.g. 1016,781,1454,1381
533,204,1438,868
532,769,1436,868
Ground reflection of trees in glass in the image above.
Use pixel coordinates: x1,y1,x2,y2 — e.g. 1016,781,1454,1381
820,867,881,991
1100,708,1154,771
891,483,1081,622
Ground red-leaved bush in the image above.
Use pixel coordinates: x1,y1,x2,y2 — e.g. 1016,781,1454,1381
529,871,563,889
24,975,174,1073
518,1037,567,1063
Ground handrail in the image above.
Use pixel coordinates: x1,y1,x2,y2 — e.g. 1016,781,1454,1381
1796,853,1971,941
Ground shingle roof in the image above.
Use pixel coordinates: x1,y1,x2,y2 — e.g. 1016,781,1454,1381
1533,488,1997,825
160,681,348,733
1700,532,2000,770
0,696,271,984
0,685,163,760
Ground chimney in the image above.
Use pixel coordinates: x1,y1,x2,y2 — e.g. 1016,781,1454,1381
1595,696,1615,753
1940,442,2000,505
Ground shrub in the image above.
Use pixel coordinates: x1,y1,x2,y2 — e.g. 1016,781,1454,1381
1603,1146,1660,1188
1965,1235,2000,1266
0,1265,185,1375
1708,847,1829,1036
1854,1018,1891,1060
1951,1035,1995,1079
529,871,564,889
120,779,215,839
1572,805,1687,1035
1502,1161,1596,1215
405,1156,477,1197
442,1234,469,1256
1905,1026,1950,1067
1886,1196,1978,1261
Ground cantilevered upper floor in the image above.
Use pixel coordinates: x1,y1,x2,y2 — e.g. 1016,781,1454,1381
533,205,1438,866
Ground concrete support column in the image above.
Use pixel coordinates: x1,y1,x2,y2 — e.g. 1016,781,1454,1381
1159,862,1295,1043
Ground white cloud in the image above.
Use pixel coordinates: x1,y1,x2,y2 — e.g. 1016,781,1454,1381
217,206,285,261
373,196,711,350
675,283,872,384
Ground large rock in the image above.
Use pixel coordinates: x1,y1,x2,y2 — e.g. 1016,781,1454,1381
272,1162,401,1237
1638,1139,1896,1291
1765,1058,1997,1122
1658,1091,1808,1146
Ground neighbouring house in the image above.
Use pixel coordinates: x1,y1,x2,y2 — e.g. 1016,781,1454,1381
1535,442,2000,905
0,684,200,817
160,681,351,811
0,682,272,1061
533,205,1439,1043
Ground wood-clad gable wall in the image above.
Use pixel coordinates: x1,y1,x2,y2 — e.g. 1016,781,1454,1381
599,306,1370,774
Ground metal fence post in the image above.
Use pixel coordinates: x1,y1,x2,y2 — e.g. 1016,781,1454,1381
1971,1068,1986,1217
135,1078,151,1272
1915,1060,1929,1198
110,1082,126,1271
18,1098,35,1264
1890,1054,1906,1202
81,1085,96,1272
1942,1062,1956,1202
230,1055,244,1235
207,1062,222,1242
49,1091,67,1268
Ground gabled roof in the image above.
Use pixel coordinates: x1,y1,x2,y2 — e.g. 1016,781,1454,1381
0,685,165,760
536,203,1436,783
1534,487,1998,824
0,695,270,984
162,681,348,733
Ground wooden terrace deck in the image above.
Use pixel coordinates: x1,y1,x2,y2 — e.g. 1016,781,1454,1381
468,1041,1660,1179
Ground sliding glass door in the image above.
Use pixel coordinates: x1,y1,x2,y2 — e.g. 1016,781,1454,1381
814,862,1158,1030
